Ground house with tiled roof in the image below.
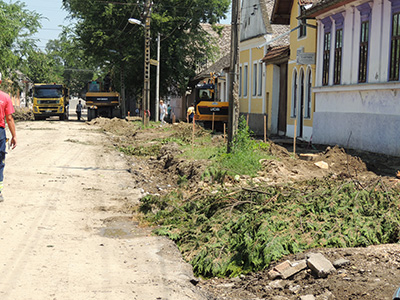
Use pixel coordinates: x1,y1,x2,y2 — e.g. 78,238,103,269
239,0,290,135
301,0,400,156
268,0,318,140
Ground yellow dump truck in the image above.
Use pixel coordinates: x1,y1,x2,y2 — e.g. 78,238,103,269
32,84,69,121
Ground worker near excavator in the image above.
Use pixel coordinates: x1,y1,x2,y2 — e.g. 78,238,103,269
187,103,195,123
0,72,17,202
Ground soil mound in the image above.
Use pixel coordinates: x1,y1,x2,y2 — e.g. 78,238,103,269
14,107,34,121
258,144,373,185
316,145,368,175
157,143,207,181
88,117,138,137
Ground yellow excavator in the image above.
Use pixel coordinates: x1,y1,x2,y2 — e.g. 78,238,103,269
85,75,121,121
194,75,229,128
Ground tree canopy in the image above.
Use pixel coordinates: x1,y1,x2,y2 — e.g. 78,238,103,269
0,0,41,88
62,0,231,99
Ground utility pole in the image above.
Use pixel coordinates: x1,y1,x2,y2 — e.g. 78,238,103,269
227,0,241,153
155,32,161,122
143,0,151,125
120,63,126,117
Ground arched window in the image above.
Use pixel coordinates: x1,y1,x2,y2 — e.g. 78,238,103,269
292,69,298,118
389,0,400,81
299,69,305,122
305,68,312,119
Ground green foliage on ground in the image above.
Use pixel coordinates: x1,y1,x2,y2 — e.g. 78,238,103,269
139,179,400,278
119,118,273,178
214,117,272,176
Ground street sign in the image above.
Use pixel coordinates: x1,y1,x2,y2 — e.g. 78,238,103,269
297,52,316,65
150,59,159,66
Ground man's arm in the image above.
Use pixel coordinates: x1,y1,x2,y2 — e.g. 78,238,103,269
5,114,16,149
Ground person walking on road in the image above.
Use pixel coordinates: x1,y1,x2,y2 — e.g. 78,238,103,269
0,73,17,202
76,100,83,121
159,100,167,124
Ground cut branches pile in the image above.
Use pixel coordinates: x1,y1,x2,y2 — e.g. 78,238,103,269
139,179,400,278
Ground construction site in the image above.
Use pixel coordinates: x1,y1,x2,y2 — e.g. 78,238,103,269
3,108,400,299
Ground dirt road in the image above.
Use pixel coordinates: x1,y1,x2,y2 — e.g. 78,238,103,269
0,120,207,300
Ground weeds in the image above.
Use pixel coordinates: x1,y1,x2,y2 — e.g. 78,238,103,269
213,117,272,177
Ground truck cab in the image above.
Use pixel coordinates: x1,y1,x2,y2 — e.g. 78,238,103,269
32,84,69,121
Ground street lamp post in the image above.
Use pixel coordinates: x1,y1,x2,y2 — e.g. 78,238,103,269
129,0,151,125
128,15,161,124
155,32,160,123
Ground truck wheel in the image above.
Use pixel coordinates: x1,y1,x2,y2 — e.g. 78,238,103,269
87,109,95,121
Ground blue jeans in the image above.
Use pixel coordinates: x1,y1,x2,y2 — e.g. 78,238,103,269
0,128,6,190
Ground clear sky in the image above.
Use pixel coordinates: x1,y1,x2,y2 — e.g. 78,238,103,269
18,0,71,49
17,0,231,49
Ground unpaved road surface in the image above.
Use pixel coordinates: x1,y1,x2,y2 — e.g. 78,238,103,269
0,120,207,300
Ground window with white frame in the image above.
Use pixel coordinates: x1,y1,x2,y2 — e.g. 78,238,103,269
321,17,332,86
292,69,298,118
332,13,344,85
244,64,248,97
357,3,372,83
389,0,400,81
358,21,369,82
253,62,257,96
258,62,263,96
305,68,312,119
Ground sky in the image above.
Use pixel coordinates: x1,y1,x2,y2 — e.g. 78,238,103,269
17,0,231,50
18,0,71,49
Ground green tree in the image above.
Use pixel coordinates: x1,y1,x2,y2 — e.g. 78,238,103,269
62,0,230,99
23,51,62,84
45,30,97,95
0,0,41,77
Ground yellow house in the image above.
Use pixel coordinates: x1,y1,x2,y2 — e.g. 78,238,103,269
239,0,289,135
271,0,317,141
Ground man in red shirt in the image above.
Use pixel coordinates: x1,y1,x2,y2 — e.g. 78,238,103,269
0,72,17,202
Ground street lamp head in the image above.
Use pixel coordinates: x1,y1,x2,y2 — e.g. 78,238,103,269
128,18,144,27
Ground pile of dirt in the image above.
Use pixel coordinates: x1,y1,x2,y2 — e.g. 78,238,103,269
316,146,368,176
14,107,34,121
155,142,208,182
88,117,138,137
253,144,380,186
88,118,214,194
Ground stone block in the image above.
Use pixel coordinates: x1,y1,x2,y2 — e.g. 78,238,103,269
307,253,336,278
280,260,307,279
268,260,307,280
333,258,350,268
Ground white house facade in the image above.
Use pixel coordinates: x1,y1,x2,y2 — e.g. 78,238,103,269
306,0,400,156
